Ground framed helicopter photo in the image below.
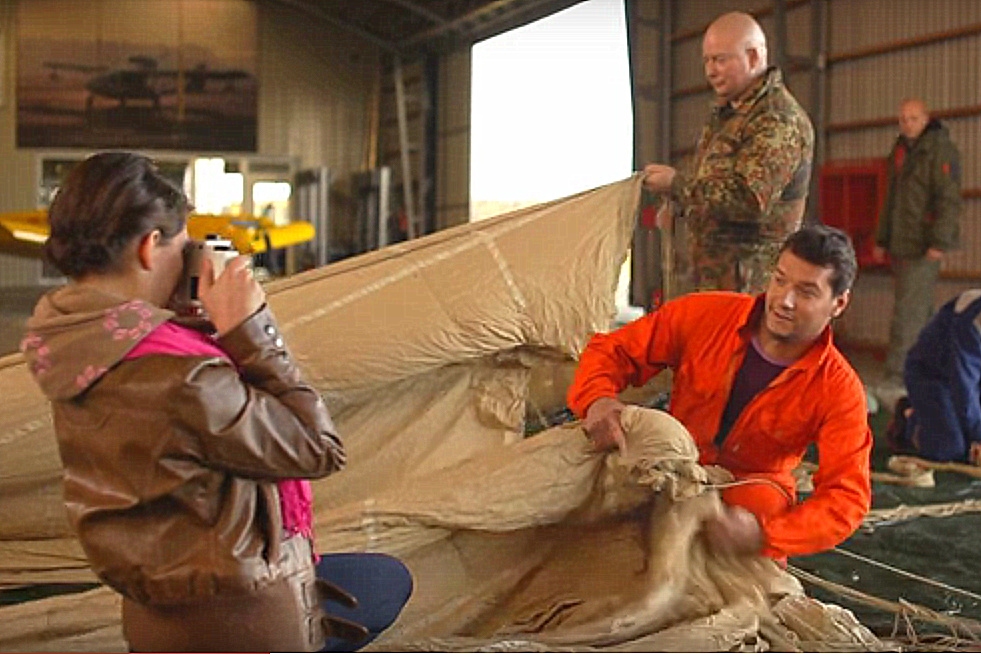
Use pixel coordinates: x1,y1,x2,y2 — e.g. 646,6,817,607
16,0,257,152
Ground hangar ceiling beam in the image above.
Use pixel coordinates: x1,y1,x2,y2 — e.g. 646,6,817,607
269,0,400,52
382,0,451,28
400,0,583,48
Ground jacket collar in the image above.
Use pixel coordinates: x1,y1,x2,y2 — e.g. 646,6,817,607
898,118,945,150
714,66,782,118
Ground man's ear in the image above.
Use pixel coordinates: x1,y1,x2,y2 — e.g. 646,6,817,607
831,289,851,319
747,43,768,73
136,230,161,271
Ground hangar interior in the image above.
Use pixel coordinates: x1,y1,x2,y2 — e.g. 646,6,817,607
2,0,980,351
1,0,981,650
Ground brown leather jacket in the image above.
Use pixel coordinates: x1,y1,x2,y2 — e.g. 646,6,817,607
22,286,345,650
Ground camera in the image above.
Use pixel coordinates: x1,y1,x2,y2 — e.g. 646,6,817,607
173,235,239,314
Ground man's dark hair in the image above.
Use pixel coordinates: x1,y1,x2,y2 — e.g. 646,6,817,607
780,225,857,296
45,152,188,279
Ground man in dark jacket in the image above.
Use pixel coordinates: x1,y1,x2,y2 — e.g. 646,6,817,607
874,98,962,404
891,289,981,465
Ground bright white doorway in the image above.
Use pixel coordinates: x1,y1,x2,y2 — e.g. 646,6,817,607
469,0,640,321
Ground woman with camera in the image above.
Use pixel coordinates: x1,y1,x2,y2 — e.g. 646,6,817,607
20,152,411,652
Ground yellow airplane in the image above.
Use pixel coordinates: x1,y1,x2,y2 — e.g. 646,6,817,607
0,209,315,260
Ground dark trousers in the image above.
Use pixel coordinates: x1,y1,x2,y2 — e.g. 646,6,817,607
317,552,413,652
904,365,970,462
885,256,940,381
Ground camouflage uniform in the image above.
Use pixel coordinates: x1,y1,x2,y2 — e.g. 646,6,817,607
670,67,814,294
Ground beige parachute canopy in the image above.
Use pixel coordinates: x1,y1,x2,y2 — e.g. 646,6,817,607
0,176,881,651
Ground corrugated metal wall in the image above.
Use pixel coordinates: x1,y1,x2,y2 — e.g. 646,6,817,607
663,0,981,348
257,3,380,176
378,48,470,238
825,0,981,345
376,57,426,237
257,2,382,256
0,0,46,286
0,0,381,287
669,1,814,158
372,48,472,237
3,0,978,338
435,49,472,231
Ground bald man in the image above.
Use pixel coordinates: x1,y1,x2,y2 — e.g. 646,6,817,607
873,98,962,403
644,11,814,295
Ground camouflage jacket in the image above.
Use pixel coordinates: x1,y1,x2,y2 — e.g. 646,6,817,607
671,67,814,290
875,119,961,258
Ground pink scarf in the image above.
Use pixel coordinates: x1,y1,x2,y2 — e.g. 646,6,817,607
125,321,315,541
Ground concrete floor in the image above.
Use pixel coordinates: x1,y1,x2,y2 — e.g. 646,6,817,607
839,346,892,409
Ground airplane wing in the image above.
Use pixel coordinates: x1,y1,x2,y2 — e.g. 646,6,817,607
43,61,109,74
41,58,249,81
0,210,49,258
187,214,315,254
0,210,314,260
143,67,251,94
147,69,251,81
190,69,251,81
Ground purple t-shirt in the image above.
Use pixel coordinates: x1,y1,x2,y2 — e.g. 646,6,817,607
714,336,789,447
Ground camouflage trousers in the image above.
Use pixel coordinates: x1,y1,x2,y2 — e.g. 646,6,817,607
884,256,941,383
676,239,780,295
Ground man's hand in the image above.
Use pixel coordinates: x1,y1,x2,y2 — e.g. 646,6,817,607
872,246,887,264
702,505,764,556
656,202,674,231
642,164,677,193
969,441,981,467
925,247,945,262
582,397,627,455
198,255,265,336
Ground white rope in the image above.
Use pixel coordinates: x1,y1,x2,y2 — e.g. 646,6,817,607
863,499,981,529
788,565,981,643
707,477,794,504
832,546,981,604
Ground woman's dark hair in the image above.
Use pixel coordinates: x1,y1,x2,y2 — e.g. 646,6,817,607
45,152,188,278
780,224,858,297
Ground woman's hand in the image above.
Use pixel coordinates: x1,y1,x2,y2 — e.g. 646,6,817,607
198,255,265,336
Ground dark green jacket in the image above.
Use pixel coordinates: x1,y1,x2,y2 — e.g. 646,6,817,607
876,120,961,258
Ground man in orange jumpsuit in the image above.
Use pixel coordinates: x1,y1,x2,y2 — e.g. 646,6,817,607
567,225,871,560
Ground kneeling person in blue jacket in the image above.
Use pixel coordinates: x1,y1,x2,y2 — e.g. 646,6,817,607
894,289,981,465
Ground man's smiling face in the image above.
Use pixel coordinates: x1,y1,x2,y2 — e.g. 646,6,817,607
763,250,849,345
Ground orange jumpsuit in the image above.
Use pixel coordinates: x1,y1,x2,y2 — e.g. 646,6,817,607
567,292,872,559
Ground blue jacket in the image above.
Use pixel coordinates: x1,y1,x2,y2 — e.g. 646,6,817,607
905,289,981,452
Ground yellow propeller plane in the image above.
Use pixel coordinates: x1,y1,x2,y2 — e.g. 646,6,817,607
0,209,315,260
